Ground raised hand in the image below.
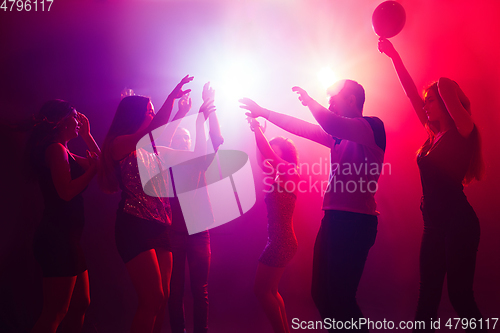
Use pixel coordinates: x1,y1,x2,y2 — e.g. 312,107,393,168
246,117,261,132
378,38,398,58
169,75,194,99
292,86,313,106
176,93,192,119
199,100,216,120
239,98,269,119
77,112,90,138
202,82,215,103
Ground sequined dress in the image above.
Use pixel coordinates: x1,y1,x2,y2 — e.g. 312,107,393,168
259,187,298,267
114,149,172,263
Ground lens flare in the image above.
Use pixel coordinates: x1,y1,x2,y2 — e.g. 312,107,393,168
317,67,338,90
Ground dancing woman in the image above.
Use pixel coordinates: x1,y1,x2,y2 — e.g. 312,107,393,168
167,83,223,333
378,38,485,332
99,76,213,333
247,117,299,333
28,100,100,333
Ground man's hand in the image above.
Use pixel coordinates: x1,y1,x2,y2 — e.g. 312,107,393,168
292,86,313,106
239,98,270,119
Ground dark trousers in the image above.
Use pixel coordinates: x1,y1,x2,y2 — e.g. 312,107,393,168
414,204,485,333
168,230,211,333
311,210,377,333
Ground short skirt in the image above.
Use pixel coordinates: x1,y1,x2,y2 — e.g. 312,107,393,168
115,210,171,263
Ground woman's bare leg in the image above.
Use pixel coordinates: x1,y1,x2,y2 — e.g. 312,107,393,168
30,276,77,333
57,270,90,333
126,249,165,333
153,248,173,333
254,263,289,333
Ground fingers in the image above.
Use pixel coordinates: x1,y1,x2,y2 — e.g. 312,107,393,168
239,97,253,105
291,86,311,106
200,102,217,120
77,112,88,124
203,82,215,102
377,38,394,55
181,75,194,84
246,116,260,132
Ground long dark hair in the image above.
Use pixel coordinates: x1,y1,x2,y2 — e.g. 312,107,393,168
27,99,75,167
99,95,150,193
417,82,484,184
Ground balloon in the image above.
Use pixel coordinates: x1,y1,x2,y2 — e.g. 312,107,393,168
372,1,406,38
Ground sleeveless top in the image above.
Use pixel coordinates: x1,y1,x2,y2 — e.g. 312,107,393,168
264,187,297,247
417,126,476,211
258,185,298,267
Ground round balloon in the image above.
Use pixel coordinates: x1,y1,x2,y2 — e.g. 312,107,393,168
372,1,406,38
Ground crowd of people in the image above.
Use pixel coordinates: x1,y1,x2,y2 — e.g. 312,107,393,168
25,37,487,333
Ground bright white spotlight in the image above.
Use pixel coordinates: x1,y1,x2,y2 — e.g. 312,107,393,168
213,59,260,105
317,67,338,89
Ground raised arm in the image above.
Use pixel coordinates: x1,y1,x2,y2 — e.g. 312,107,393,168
247,118,286,169
247,118,298,185
148,75,194,132
291,86,381,149
111,75,193,161
378,38,427,127
46,143,99,201
239,98,333,147
73,112,101,170
156,100,214,167
437,77,475,137
163,94,192,147
203,82,224,152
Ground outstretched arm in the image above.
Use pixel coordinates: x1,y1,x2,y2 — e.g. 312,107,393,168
291,86,380,149
239,98,333,147
156,100,214,166
437,77,475,137
202,82,224,152
378,38,427,127
111,75,193,161
163,94,192,147
247,118,285,169
247,118,297,183
148,75,194,132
